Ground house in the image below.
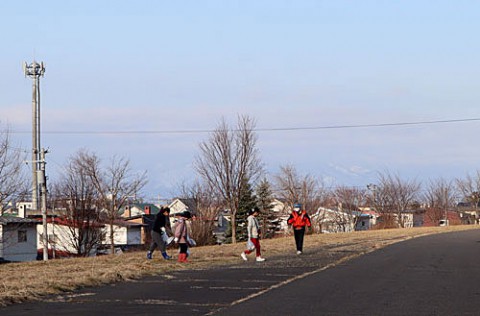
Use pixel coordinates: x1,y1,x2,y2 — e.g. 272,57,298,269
120,203,161,218
101,220,146,250
270,199,291,234
212,210,230,244
168,198,199,231
354,210,378,231
37,218,104,258
376,210,415,228
119,203,163,245
312,207,356,233
414,209,463,227
0,216,38,262
169,198,197,216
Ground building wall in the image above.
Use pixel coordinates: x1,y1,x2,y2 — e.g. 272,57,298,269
355,216,377,231
102,225,142,246
127,227,142,245
38,223,78,254
1,224,37,262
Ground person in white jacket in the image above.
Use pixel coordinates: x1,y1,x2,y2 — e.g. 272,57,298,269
241,207,266,262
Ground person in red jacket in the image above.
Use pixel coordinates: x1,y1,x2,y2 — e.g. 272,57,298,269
287,203,311,255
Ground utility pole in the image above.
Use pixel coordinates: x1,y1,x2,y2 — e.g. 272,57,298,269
39,148,48,260
23,61,45,212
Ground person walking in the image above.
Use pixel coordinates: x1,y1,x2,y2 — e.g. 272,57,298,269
174,211,192,263
241,207,266,262
287,203,311,255
147,206,173,260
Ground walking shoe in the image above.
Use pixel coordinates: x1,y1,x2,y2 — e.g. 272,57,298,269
297,251,302,255
162,252,171,260
241,252,248,261
146,252,152,260
255,256,266,262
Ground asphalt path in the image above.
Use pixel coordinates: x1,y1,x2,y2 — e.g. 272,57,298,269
2,230,480,315
217,229,480,316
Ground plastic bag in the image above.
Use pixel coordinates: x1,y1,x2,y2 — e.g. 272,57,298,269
246,239,255,251
162,233,175,246
187,236,197,247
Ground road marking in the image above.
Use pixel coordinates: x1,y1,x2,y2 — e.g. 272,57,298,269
205,252,370,316
208,286,264,290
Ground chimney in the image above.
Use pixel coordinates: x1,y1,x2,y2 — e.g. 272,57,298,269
125,206,131,218
144,205,151,215
18,204,26,218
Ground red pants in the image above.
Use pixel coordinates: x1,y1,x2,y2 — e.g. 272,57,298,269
244,238,261,257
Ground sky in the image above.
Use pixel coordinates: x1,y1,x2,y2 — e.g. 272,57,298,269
1,1,480,201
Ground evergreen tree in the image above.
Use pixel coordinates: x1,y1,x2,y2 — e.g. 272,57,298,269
227,177,257,242
256,178,277,238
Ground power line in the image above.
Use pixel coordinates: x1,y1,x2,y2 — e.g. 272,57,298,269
7,117,480,135
257,118,480,132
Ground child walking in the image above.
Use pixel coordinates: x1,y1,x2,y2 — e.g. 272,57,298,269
174,211,192,263
241,207,266,262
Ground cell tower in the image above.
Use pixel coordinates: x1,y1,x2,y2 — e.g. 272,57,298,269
23,61,45,211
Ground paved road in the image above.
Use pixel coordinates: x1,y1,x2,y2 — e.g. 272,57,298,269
217,229,480,316
2,230,480,315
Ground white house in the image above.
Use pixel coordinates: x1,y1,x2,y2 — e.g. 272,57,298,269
269,199,291,234
0,216,38,262
398,210,415,228
312,207,356,233
168,198,199,228
169,198,196,215
355,210,379,231
37,218,104,258
102,220,145,249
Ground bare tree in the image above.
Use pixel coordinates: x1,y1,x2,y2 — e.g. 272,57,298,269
0,127,28,215
331,186,367,231
77,150,147,254
456,171,480,223
423,178,456,226
178,181,222,246
274,165,326,232
373,172,421,228
274,165,325,213
51,152,104,256
194,115,263,243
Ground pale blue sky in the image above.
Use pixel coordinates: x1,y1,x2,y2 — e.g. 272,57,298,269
1,1,480,199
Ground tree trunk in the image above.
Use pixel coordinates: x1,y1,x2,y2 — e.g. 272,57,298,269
231,210,237,243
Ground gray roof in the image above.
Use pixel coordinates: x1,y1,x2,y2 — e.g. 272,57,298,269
0,216,38,225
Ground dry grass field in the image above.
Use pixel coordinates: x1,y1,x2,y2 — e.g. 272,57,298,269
1,225,478,307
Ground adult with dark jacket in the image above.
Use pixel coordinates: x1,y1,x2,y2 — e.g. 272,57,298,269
147,207,172,260
287,203,311,255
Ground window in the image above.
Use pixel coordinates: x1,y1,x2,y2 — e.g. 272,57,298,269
18,230,27,243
